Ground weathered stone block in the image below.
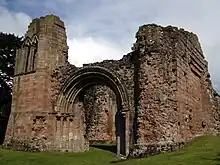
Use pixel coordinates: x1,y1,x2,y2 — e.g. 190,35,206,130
3,15,220,159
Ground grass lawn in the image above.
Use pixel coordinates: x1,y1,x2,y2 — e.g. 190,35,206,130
0,136,220,165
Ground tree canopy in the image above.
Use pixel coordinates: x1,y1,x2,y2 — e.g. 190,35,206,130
0,32,22,117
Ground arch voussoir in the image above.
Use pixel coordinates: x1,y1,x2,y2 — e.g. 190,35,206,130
55,66,130,156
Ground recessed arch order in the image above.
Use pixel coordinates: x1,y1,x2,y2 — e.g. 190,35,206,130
56,66,130,114
55,66,130,156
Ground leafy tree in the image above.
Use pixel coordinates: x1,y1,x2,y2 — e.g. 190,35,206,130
0,32,22,117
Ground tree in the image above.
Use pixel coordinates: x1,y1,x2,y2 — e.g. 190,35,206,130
0,32,22,117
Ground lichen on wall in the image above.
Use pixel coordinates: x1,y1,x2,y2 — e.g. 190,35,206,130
3,15,220,158
82,85,117,144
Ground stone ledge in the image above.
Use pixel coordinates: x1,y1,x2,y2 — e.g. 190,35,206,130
129,141,185,158
2,137,49,152
2,136,90,153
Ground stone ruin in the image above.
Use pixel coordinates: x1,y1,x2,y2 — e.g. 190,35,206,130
2,15,220,158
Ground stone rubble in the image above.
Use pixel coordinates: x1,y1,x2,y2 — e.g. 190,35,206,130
3,15,220,158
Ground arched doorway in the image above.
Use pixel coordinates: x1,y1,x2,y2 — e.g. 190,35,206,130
56,66,130,156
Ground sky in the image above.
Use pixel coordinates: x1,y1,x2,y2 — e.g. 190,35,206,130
0,0,219,92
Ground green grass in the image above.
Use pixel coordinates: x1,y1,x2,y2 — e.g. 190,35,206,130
0,136,220,165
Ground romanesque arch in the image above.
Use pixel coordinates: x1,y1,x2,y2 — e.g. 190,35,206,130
4,14,220,159
55,66,130,156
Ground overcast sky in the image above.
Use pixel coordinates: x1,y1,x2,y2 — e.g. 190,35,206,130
0,0,219,92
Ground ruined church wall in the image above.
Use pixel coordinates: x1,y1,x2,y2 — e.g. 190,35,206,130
10,15,68,114
82,86,117,143
215,95,220,132
133,25,180,146
4,15,70,151
166,28,220,140
83,55,135,146
3,14,220,156
48,57,135,152
130,24,220,157
174,31,209,140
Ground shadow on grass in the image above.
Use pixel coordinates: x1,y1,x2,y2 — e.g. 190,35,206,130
110,156,139,164
90,144,131,164
202,153,220,164
110,159,128,164
90,144,117,153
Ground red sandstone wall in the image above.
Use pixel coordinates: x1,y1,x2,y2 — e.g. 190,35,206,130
174,35,206,140
133,25,179,144
83,56,135,147
12,72,52,113
3,15,219,156
133,25,220,147
4,15,69,148
83,85,117,143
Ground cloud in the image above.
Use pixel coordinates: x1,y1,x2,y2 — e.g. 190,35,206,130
63,0,220,92
67,37,128,66
0,5,31,36
203,43,220,92
1,0,220,92
0,0,6,5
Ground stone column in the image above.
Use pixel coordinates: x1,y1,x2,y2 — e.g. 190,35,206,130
18,48,25,74
116,111,120,156
121,107,129,157
23,46,29,73
63,116,68,150
56,116,61,149
60,116,64,150
15,49,21,75
124,110,130,157
27,46,36,72
52,115,56,149
68,118,74,151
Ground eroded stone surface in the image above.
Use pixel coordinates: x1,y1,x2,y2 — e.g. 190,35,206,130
3,15,220,158
83,85,117,144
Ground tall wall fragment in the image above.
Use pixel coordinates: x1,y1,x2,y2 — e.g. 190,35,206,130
2,15,219,158
131,25,220,157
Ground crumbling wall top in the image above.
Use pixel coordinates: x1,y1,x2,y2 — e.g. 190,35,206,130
30,14,64,27
134,24,204,58
26,14,65,37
